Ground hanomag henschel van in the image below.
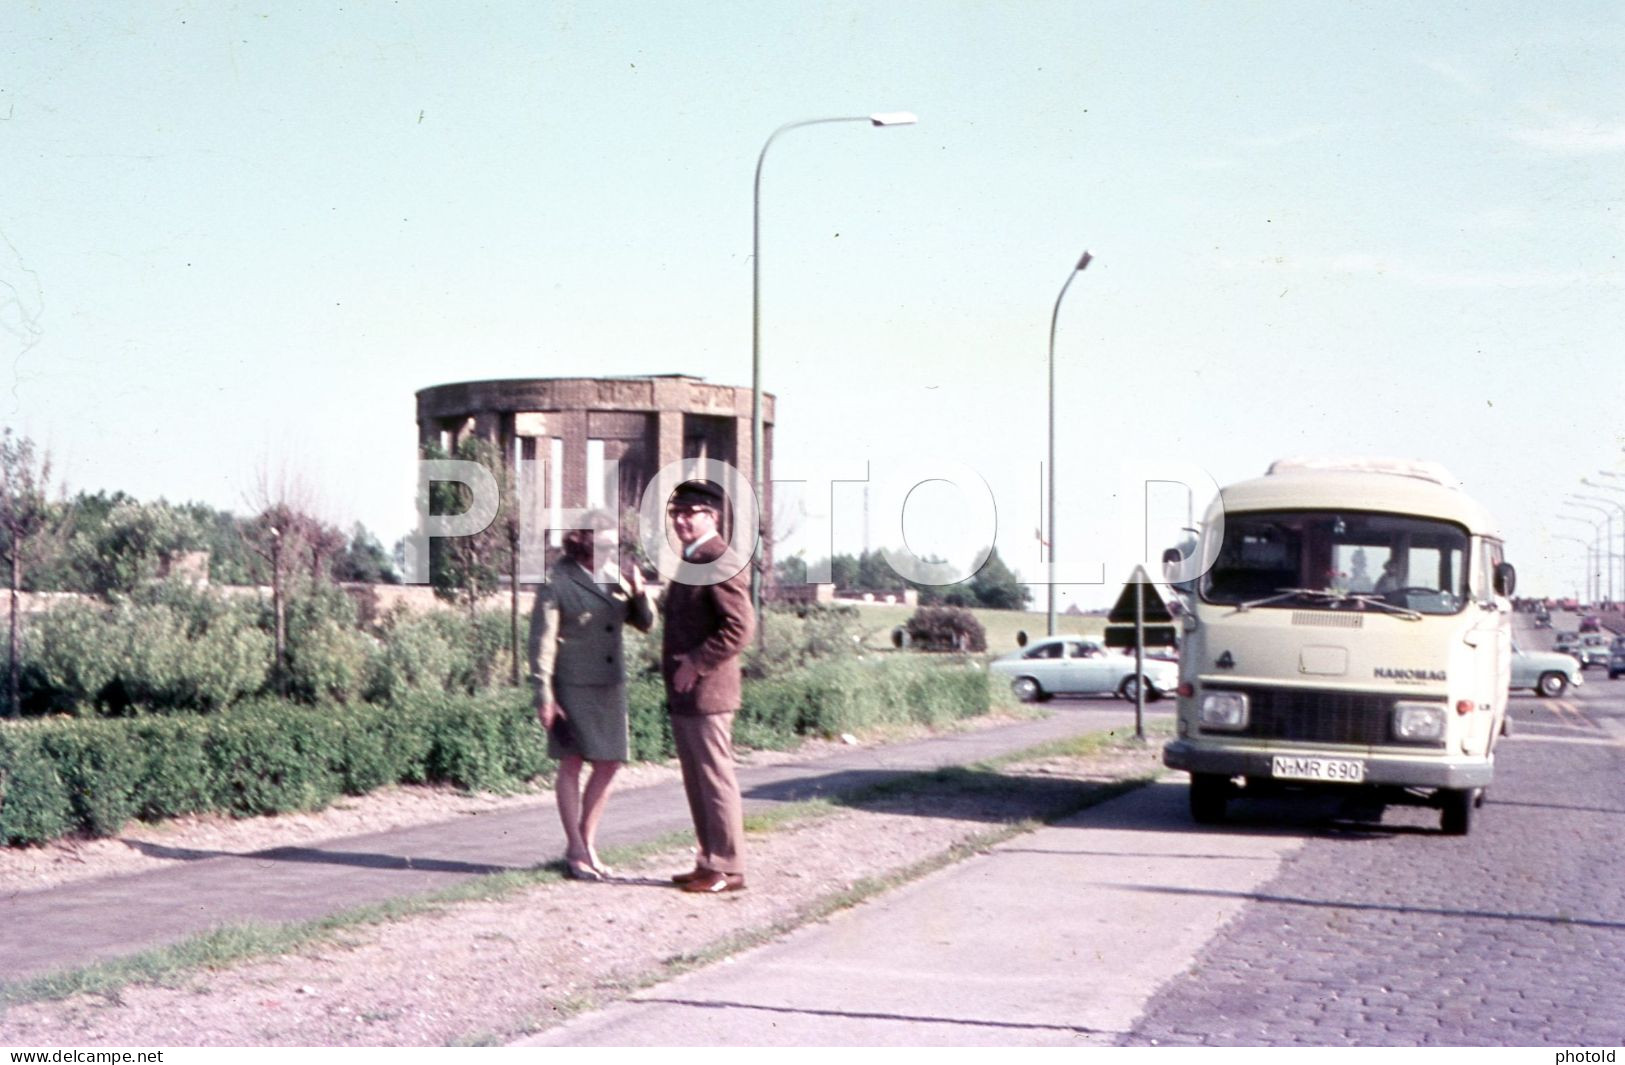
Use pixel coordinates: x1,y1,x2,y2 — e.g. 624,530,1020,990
1162,458,1515,835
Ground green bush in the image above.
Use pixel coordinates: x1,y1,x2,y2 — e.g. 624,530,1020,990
744,603,864,679
331,699,434,794
626,677,672,761
38,721,142,837
208,699,346,816
366,609,464,701
23,584,271,716
736,655,990,745
365,608,513,701
128,716,217,821
423,688,545,792
283,588,374,705
904,605,988,653
0,724,72,845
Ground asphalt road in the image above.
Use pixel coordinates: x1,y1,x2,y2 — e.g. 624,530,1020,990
530,613,1625,1046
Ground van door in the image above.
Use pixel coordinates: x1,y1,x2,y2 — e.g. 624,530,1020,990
1463,537,1512,754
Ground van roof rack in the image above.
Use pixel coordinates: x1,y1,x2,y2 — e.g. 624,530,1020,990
1265,457,1456,486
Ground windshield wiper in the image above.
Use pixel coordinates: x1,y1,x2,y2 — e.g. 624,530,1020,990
1344,594,1423,621
1233,588,1331,612
1232,587,1421,621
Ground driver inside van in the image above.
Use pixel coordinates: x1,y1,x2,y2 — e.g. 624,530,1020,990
1374,558,1403,594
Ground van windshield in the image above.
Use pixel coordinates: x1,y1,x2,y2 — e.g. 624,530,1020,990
1203,511,1470,616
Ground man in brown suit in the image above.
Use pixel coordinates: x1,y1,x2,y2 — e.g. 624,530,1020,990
661,480,755,894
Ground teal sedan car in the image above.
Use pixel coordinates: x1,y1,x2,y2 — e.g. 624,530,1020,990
1510,642,1584,697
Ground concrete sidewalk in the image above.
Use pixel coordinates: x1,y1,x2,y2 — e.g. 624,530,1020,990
0,703,1164,985
518,780,1305,1046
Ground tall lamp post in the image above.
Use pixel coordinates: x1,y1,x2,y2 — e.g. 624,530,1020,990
1046,250,1093,636
1552,533,1595,602
1562,499,1614,603
751,111,917,624
1580,476,1625,604
1556,514,1605,603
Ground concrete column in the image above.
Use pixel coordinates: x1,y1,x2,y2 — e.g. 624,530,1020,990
655,410,684,486
556,411,589,509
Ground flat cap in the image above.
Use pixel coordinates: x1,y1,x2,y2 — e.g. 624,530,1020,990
670,480,725,510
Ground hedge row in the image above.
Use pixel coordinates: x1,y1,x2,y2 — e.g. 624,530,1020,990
0,656,989,847
627,657,990,756
0,690,548,845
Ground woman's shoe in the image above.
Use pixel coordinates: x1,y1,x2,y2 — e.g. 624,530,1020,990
566,859,603,882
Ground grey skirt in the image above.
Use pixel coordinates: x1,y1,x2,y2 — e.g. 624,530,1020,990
548,680,631,762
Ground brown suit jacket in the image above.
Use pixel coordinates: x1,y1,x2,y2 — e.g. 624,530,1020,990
661,537,755,715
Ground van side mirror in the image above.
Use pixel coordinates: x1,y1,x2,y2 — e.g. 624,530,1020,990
1494,562,1516,598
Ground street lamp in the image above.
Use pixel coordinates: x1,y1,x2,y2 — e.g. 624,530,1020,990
1552,532,1595,602
1582,475,1625,565
1556,512,1605,603
751,111,917,624
1575,487,1625,603
1047,250,1093,636
1562,498,1614,603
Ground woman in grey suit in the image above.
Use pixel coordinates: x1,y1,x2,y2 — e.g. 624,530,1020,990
528,512,655,881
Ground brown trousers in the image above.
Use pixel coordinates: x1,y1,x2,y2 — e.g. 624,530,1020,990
669,712,745,875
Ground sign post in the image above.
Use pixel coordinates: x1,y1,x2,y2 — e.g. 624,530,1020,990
1103,566,1176,742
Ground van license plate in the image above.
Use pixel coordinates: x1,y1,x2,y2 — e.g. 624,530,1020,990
1271,755,1365,784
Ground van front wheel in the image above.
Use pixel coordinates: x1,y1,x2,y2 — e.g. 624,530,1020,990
1440,788,1475,836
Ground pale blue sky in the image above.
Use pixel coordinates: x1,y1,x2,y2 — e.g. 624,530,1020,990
4,2,1622,604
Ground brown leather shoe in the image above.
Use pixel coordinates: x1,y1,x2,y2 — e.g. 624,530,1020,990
680,871,746,894
671,868,706,884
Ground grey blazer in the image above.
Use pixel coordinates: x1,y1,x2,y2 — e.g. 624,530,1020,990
528,558,656,698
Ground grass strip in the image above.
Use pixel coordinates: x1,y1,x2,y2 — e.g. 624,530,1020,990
1,726,1160,1010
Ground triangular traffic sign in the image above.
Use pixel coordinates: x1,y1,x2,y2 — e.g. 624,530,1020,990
1106,566,1173,624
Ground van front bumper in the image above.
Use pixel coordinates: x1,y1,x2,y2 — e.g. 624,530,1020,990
1162,740,1494,790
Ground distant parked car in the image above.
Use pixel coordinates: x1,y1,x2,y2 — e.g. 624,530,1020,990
1510,642,1585,697
1576,633,1612,669
1609,637,1625,680
1579,615,1602,633
1553,630,1583,658
989,635,1178,703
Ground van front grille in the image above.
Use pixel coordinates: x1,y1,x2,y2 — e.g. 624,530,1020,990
1205,685,1441,747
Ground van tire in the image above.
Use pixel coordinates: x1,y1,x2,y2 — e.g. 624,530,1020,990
1440,789,1474,835
1536,672,1567,698
1189,774,1231,824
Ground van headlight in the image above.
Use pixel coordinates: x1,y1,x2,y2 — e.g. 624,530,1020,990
1198,691,1248,731
1392,701,1446,743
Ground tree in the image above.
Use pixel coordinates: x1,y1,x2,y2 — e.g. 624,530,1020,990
967,547,1031,610
80,500,204,596
425,437,515,686
304,520,349,584
774,555,809,587
244,502,308,697
332,523,399,583
0,430,62,716
242,464,328,697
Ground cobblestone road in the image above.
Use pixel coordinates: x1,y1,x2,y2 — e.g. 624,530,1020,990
1124,686,1625,1046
